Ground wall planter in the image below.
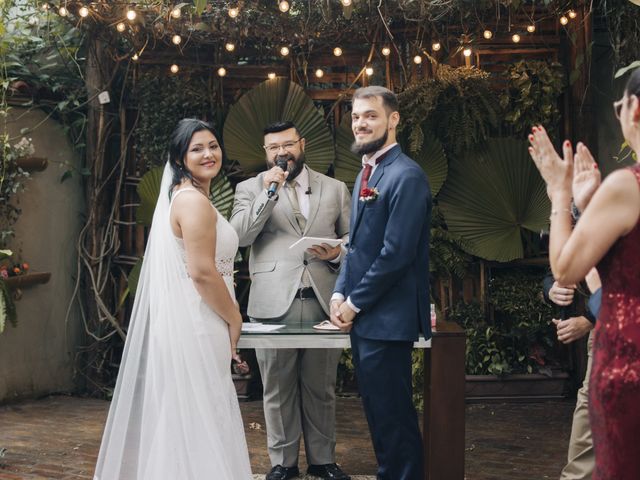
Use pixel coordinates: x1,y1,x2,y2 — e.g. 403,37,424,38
465,371,569,402
3,272,51,290
16,156,48,172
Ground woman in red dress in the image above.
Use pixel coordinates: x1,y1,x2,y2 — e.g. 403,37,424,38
529,68,640,479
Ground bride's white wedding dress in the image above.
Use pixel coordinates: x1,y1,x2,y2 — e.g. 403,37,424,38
94,164,252,480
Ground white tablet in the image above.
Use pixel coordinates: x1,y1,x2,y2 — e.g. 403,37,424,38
288,237,343,253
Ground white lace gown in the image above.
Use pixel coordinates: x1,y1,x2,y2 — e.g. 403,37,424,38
94,183,252,480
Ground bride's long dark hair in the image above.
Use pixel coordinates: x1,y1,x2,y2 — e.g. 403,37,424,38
167,118,222,198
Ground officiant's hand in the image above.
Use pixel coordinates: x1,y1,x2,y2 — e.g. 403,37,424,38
307,243,341,261
262,164,289,191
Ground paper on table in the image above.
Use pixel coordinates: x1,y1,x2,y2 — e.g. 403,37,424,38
288,236,343,254
242,323,286,333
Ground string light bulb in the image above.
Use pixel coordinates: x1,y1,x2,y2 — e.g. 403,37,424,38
268,72,277,79
225,42,235,52
79,6,89,17
527,24,536,33
217,67,227,77
432,42,441,51
568,9,577,19
171,7,181,19
315,68,324,78
170,64,179,74
413,55,422,64
512,33,521,43
280,46,290,56
41,3,49,11
365,66,374,76
463,47,472,57
228,6,239,18
58,6,68,16
132,53,139,61
483,30,493,40
278,1,290,13
333,47,343,57
116,22,126,32
172,34,182,45
126,7,137,21
341,0,352,5
560,15,568,25
381,46,391,56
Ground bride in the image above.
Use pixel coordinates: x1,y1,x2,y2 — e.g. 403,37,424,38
94,119,253,479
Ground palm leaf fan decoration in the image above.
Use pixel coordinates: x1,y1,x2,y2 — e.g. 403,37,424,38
403,129,448,197
438,137,550,262
223,77,334,175
334,114,361,191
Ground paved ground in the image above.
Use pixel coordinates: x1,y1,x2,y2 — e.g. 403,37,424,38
0,395,574,479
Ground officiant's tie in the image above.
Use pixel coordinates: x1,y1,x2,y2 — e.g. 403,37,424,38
285,180,306,231
285,181,311,288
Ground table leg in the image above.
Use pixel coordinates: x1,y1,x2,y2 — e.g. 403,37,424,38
423,327,466,480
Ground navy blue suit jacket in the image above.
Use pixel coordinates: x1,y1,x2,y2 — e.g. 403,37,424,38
334,145,432,341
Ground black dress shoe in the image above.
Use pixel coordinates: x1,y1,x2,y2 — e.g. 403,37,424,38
265,464,300,480
307,463,351,480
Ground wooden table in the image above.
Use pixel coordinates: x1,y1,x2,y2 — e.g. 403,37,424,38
238,321,466,480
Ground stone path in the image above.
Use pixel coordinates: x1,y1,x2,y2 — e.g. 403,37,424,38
0,395,574,479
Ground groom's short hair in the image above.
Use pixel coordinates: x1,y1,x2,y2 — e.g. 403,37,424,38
352,86,399,115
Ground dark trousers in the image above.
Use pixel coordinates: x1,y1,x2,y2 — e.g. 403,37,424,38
350,333,424,480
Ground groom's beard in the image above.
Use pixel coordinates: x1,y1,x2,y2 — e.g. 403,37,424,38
351,129,388,156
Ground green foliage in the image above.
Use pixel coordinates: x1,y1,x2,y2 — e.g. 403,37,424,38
134,68,219,169
499,60,565,138
0,249,17,334
0,136,32,247
429,206,471,281
398,65,499,157
450,269,556,376
599,0,640,68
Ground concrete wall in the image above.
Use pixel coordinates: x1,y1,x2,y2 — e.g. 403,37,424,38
0,107,84,402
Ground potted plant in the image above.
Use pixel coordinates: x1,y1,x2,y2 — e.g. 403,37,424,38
451,268,569,401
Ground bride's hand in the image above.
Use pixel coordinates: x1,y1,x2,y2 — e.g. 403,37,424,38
231,350,250,375
528,125,574,200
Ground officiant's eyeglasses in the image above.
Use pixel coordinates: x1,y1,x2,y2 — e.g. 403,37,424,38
263,138,302,154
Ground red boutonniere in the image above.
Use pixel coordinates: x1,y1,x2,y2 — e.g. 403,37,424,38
359,187,379,203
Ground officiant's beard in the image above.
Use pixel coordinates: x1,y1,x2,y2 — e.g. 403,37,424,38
351,129,388,156
271,152,306,181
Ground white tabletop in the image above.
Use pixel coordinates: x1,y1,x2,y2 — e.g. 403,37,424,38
238,327,431,349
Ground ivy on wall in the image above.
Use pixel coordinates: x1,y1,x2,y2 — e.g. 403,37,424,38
134,68,220,170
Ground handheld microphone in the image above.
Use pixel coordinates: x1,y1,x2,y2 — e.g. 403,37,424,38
267,158,289,198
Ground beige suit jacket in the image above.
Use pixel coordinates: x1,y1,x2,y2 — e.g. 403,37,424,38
230,166,351,319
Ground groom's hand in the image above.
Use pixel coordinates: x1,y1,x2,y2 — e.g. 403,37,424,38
330,299,350,332
333,302,356,333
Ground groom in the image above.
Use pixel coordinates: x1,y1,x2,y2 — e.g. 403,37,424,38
331,86,432,480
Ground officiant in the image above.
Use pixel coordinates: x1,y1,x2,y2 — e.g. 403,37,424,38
230,120,351,480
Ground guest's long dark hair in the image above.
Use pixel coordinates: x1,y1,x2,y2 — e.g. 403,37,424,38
168,118,221,198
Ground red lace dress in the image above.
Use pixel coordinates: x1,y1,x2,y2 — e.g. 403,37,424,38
590,163,640,480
